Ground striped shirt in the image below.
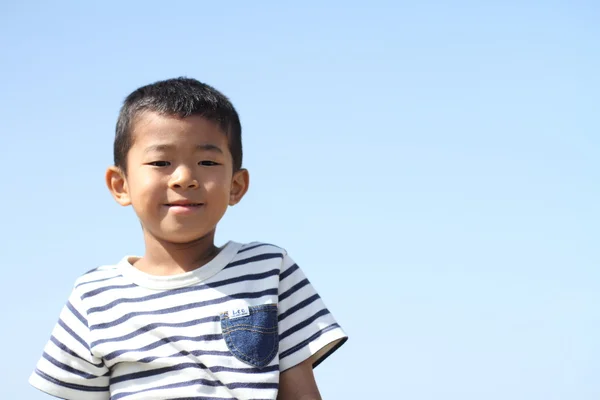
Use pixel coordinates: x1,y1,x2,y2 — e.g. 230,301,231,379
29,241,347,400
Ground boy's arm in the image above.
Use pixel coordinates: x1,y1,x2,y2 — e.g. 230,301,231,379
277,357,322,400
276,250,348,399
29,283,110,400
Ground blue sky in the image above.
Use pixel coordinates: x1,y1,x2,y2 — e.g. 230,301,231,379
1,1,598,399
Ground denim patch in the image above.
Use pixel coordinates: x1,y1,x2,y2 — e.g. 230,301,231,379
220,304,279,368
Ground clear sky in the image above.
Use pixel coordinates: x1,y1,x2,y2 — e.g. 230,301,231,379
1,1,598,399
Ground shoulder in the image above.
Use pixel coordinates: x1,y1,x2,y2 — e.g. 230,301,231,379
237,241,287,256
234,241,293,261
70,259,127,298
229,241,295,271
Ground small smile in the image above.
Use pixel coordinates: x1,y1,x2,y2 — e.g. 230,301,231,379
165,199,204,206
164,201,204,214
165,203,203,207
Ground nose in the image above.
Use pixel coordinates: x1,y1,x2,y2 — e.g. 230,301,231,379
169,165,199,189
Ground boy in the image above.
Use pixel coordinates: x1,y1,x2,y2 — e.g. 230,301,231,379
29,77,347,400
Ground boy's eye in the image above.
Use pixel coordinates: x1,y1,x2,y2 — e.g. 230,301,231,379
199,161,219,166
149,161,171,167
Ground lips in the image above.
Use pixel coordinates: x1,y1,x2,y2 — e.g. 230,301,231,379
165,200,204,206
164,202,204,214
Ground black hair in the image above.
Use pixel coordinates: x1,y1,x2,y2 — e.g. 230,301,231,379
114,77,242,173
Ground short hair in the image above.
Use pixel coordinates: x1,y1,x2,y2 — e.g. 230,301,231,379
114,77,242,173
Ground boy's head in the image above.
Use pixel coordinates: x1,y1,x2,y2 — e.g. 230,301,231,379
106,78,249,244
114,77,243,174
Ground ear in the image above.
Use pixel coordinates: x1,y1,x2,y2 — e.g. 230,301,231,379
229,168,250,206
106,166,132,206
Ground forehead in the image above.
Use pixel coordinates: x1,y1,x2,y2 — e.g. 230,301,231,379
130,112,229,150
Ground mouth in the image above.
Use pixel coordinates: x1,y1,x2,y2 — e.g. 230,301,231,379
164,203,204,213
165,203,203,207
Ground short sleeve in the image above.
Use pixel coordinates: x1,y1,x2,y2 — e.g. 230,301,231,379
277,252,348,372
29,286,110,400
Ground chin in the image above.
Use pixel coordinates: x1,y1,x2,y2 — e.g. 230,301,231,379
144,222,216,245
161,228,215,244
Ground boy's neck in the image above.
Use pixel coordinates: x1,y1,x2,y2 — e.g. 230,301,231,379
133,229,221,276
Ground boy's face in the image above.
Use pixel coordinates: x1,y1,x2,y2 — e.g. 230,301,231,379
106,112,248,244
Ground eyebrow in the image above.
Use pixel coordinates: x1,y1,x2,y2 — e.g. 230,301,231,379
143,144,224,154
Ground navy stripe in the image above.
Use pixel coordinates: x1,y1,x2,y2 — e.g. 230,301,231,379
91,315,220,347
81,283,137,300
34,369,108,392
84,266,103,275
42,352,104,379
57,319,89,351
88,270,279,314
88,284,199,314
75,274,122,289
278,294,320,322
90,289,277,331
238,243,277,253
225,253,283,269
228,381,278,389
206,268,279,289
278,279,309,302
279,264,299,281
111,377,224,400
66,301,87,328
279,309,331,341
137,349,232,364
49,336,105,368
111,362,279,384
279,323,341,360
111,362,223,385
104,334,222,361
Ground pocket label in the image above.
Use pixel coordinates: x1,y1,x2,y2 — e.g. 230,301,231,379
229,305,250,319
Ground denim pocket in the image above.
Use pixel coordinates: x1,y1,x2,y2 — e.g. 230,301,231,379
220,304,279,368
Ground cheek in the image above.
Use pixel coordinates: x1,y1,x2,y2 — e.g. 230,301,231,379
204,179,229,193
140,174,162,190
203,171,232,194
129,173,164,202
205,183,231,205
